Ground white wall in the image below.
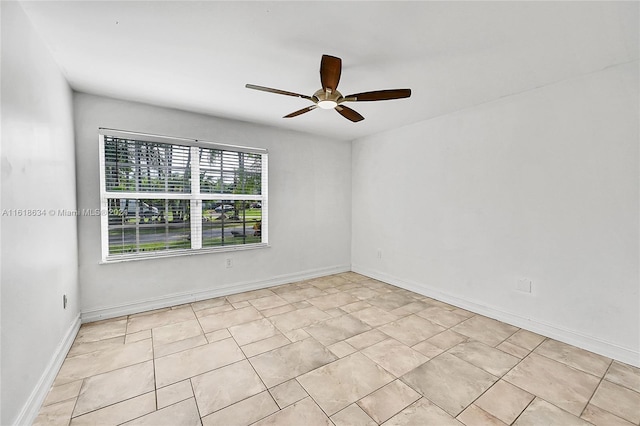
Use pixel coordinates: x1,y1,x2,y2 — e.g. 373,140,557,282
352,61,639,366
0,2,79,424
74,93,351,318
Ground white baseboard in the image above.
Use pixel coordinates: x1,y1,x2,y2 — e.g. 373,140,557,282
81,264,351,323
14,313,81,426
353,264,640,368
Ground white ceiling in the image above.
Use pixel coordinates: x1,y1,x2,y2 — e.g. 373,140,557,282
20,1,638,141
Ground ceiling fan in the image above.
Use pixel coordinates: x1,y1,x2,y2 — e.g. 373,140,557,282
245,54,411,122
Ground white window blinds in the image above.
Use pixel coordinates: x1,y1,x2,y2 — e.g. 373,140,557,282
99,129,268,261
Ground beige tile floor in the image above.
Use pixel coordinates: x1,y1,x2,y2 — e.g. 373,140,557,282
35,273,640,425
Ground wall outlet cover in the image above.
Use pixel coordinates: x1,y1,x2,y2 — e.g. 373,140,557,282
516,278,532,293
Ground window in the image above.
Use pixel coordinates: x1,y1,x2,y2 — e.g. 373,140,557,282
99,129,268,261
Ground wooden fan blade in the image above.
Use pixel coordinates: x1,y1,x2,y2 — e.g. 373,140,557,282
284,105,317,118
344,89,411,102
246,84,312,100
336,105,364,122
320,55,342,93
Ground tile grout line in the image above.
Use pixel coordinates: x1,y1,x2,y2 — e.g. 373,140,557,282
509,396,538,425
193,302,210,343
151,316,158,414
153,308,183,411
67,378,84,424
187,377,204,424
578,358,614,420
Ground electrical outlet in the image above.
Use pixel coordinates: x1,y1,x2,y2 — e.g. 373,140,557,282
63,294,68,309
225,258,233,268
377,249,382,259
516,278,532,293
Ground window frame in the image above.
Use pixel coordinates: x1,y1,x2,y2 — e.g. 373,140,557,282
98,128,268,263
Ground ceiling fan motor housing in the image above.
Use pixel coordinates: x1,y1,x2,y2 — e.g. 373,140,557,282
313,89,342,106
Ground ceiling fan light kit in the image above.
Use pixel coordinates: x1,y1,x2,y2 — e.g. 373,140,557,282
315,89,340,109
246,54,411,122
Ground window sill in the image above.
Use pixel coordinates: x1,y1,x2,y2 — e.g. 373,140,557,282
100,243,270,264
